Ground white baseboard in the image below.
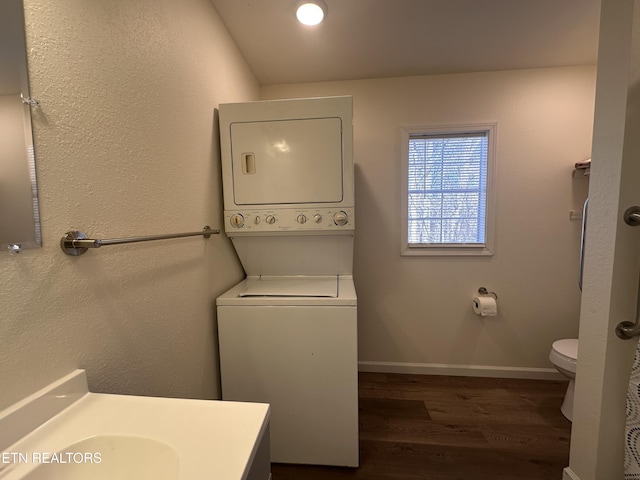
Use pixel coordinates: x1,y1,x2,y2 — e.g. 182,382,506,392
562,467,580,480
358,360,563,380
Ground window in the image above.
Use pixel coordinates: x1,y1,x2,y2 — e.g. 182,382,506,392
401,124,496,256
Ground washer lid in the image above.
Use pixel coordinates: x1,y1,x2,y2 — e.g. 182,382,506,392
552,339,578,360
239,275,337,297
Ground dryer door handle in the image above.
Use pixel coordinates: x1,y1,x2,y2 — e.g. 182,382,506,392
242,153,256,175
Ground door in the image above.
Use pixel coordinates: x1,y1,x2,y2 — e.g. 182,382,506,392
230,117,344,205
566,1,640,479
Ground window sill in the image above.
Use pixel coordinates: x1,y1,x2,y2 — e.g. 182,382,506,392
401,245,494,257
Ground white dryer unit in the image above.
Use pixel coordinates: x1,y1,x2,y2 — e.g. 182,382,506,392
219,95,354,239
216,96,359,467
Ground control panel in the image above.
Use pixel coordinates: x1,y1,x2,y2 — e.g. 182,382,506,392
224,207,355,235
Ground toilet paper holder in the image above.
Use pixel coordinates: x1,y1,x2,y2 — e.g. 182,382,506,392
478,287,498,300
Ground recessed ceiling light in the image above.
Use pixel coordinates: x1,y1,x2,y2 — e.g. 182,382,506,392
296,1,326,26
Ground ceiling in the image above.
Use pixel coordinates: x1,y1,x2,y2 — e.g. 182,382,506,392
209,0,602,86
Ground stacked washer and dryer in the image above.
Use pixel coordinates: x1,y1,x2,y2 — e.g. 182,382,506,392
216,96,359,467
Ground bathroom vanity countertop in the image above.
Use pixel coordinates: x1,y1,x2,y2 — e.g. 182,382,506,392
0,370,270,480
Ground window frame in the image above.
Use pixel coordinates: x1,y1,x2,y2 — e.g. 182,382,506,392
400,123,497,257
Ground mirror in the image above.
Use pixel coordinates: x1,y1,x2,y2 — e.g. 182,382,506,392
0,0,41,252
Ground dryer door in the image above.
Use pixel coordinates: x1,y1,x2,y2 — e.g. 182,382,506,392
230,117,343,205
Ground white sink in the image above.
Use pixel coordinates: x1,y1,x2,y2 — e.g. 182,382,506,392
20,435,179,480
0,370,271,480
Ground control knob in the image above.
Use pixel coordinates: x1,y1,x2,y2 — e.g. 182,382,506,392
296,214,307,224
230,213,244,228
313,214,323,223
265,215,276,225
333,211,348,226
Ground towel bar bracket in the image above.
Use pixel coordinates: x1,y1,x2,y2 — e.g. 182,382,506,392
616,321,640,340
60,230,92,256
624,206,640,226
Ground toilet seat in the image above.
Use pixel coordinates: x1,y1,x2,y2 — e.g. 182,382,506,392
550,339,578,374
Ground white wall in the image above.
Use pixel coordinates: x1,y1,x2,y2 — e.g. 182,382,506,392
263,66,595,375
0,0,257,410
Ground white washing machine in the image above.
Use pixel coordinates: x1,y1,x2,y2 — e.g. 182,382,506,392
217,275,358,466
216,96,359,467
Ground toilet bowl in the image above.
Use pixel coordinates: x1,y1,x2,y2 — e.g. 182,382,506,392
549,338,578,421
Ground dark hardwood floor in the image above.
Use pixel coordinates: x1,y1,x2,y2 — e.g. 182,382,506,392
271,373,571,479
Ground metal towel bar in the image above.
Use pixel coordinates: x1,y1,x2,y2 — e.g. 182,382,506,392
578,198,589,291
60,226,218,256
616,206,640,339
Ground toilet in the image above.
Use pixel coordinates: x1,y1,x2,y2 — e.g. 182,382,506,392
549,338,578,421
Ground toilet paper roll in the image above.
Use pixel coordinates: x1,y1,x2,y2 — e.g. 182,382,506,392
473,296,497,316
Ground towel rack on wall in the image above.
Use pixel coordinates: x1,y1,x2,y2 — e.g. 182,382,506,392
60,226,219,256
615,206,640,339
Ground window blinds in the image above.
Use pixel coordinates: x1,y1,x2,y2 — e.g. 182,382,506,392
407,131,488,245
